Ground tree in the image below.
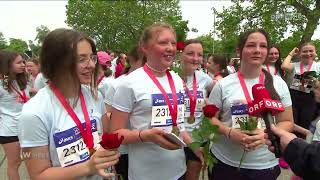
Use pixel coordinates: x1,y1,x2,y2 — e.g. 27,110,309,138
7,38,28,53
196,34,226,56
66,0,189,52
35,25,50,45
0,32,8,50
28,40,41,57
216,0,320,53
28,25,50,57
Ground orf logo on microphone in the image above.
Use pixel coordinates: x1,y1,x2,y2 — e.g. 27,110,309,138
248,98,285,116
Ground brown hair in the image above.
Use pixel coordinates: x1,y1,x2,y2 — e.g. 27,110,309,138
123,45,146,74
27,57,40,66
268,45,285,78
139,22,176,52
299,42,316,50
184,39,203,47
238,29,280,100
208,54,229,77
0,50,28,92
40,28,98,99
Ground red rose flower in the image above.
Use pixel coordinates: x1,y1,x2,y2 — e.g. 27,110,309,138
99,133,124,150
177,41,185,51
203,104,219,118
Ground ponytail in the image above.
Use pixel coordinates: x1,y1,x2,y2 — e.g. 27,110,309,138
262,68,280,100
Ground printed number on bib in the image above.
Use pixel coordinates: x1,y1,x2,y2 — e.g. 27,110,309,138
184,90,205,118
230,101,264,129
151,93,185,133
53,119,99,167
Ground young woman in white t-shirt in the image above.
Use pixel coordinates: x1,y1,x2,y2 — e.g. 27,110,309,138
25,58,40,95
110,23,200,180
179,39,213,180
263,45,285,78
0,50,29,180
208,29,294,180
281,43,319,130
18,28,119,180
96,51,113,99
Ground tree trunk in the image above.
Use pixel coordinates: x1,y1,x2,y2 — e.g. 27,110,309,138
299,15,320,46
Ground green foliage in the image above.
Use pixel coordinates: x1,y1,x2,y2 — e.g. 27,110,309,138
0,32,8,50
66,0,189,52
237,115,259,168
28,25,51,57
189,117,219,173
311,39,320,58
35,25,50,45
196,34,224,55
28,40,41,57
237,116,258,131
169,66,182,77
216,0,320,51
7,38,28,53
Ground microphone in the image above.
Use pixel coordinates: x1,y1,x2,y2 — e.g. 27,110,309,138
248,84,284,158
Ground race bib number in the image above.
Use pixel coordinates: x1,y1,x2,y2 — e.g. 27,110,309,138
184,90,205,118
231,101,264,129
53,119,100,167
151,93,185,133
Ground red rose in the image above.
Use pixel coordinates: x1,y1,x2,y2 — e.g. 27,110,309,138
177,41,185,51
99,133,124,150
203,104,219,118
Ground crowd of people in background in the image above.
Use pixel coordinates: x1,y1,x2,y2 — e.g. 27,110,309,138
0,22,319,180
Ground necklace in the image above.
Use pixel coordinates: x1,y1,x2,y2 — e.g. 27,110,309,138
145,63,167,73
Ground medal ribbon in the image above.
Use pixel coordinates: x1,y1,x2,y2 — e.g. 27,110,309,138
300,61,313,74
143,65,178,128
266,64,277,75
10,83,28,103
184,73,197,117
97,75,104,86
237,71,265,104
49,82,94,150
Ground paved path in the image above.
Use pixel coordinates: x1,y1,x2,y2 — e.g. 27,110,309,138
0,146,293,180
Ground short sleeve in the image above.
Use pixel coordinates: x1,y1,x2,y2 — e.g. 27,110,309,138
18,111,49,148
97,91,106,115
34,74,47,90
203,72,213,91
112,81,135,113
105,84,116,105
275,77,292,107
208,81,223,109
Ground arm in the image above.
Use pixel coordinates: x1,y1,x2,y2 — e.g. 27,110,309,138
281,47,299,72
284,138,320,179
102,113,110,133
211,117,250,150
110,107,181,150
265,125,320,179
275,106,294,132
293,124,312,138
207,81,250,150
23,146,119,180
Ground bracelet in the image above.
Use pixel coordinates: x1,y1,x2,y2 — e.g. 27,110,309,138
227,128,232,139
138,130,144,142
288,53,293,57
